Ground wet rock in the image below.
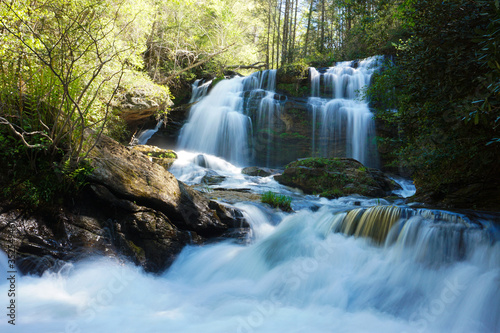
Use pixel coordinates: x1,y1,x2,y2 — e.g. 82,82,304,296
0,185,197,274
242,166,281,177
0,132,249,274
201,170,226,185
85,131,233,237
274,157,398,198
201,189,261,205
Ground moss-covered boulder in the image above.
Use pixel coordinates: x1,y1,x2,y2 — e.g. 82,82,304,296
111,72,173,130
242,166,281,177
274,157,398,198
131,145,177,170
276,62,310,98
85,131,233,237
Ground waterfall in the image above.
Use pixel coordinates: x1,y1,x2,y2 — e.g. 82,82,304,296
7,55,499,332
309,56,382,166
326,205,488,255
177,77,252,166
310,67,320,97
189,79,212,103
178,70,282,166
134,119,163,145
177,56,381,167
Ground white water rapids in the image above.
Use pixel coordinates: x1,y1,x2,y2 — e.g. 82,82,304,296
1,154,499,333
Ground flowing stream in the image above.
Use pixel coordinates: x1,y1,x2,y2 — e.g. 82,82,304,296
1,60,499,333
1,153,499,333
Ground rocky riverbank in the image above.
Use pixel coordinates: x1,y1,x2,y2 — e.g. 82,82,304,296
0,133,247,274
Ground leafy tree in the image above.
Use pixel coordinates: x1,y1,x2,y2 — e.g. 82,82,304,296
144,0,261,82
368,0,500,205
0,0,149,165
0,0,157,206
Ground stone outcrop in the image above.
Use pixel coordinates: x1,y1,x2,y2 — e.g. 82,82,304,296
86,131,240,237
274,157,399,198
112,88,173,129
0,132,246,274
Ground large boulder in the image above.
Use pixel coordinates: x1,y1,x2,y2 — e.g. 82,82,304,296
112,86,173,129
274,157,398,198
0,132,246,274
0,185,195,274
85,131,233,237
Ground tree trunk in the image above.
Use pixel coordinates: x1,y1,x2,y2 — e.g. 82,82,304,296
271,0,276,69
291,0,298,62
303,0,314,57
320,0,325,53
281,0,289,65
276,0,283,68
266,0,272,69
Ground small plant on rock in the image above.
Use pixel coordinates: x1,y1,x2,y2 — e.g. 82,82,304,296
261,191,293,212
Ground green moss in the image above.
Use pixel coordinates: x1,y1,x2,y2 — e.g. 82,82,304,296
277,62,309,83
279,132,308,140
127,240,146,260
261,191,292,212
320,188,345,198
291,157,343,169
277,157,387,199
277,83,309,97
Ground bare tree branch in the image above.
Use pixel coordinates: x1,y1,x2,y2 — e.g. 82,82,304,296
0,116,53,149
226,62,267,70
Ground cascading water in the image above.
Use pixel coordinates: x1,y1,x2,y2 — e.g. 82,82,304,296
189,79,212,103
177,70,282,166
309,56,382,167
4,200,498,333
133,119,164,145
178,56,380,168
3,56,498,333
177,77,253,166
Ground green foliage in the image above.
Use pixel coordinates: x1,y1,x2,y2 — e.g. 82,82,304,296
260,191,292,212
147,151,176,159
276,83,309,98
367,0,500,198
0,126,93,209
0,0,155,208
320,188,344,198
145,0,260,79
0,0,156,167
276,62,309,82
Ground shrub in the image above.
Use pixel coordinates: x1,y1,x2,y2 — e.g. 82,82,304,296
260,191,292,212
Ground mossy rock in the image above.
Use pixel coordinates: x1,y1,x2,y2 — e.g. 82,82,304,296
276,83,310,98
131,145,177,170
275,157,397,198
276,63,309,84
